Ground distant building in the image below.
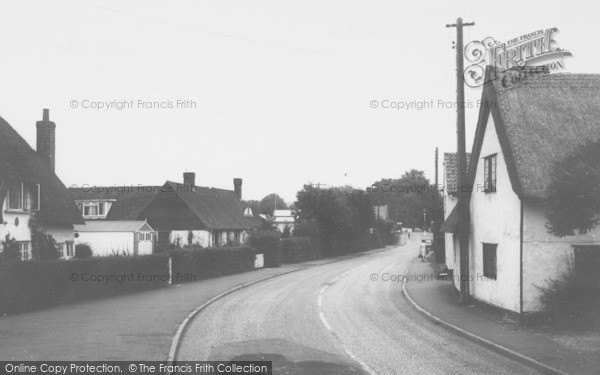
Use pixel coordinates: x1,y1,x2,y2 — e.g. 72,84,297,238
272,209,295,233
439,152,469,272
71,174,261,251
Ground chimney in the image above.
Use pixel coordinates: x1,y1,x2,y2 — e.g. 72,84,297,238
183,172,195,187
233,178,242,199
36,108,56,171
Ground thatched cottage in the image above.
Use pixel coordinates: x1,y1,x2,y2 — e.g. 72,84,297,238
444,67,600,316
0,109,83,260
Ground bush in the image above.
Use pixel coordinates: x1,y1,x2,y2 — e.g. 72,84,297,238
0,255,169,315
75,243,93,259
169,246,255,281
248,230,281,267
1,234,20,262
537,255,600,330
280,237,318,263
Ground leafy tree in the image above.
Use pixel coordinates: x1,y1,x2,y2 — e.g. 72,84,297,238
259,193,288,216
546,141,600,237
281,226,291,239
294,184,374,256
368,169,441,229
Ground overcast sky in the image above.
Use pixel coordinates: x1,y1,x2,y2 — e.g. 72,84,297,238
1,0,598,202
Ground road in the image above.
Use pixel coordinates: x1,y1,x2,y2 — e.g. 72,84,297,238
177,238,541,375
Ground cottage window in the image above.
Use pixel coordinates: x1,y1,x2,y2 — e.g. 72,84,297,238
65,242,74,257
18,241,31,260
483,154,497,193
146,233,153,241
7,182,23,210
482,243,497,279
57,243,65,256
7,182,40,211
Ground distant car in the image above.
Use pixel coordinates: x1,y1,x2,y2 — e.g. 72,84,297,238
414,228,422,232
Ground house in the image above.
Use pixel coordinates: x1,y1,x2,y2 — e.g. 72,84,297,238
440,152,469,272
0,109,83,260
446,66,600,316
272,209,295,233
71,174,260,251
74,220,155,256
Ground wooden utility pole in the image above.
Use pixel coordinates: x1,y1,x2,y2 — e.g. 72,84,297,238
447,17,474,305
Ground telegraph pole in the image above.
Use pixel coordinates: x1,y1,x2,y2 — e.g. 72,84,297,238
447,17,474,305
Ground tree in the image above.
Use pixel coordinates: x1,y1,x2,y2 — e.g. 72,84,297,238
294,184,374,256
259,193,288,216
367,169,441,229
546,141,600,237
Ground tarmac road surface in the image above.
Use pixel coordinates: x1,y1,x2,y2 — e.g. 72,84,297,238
177,240,541,375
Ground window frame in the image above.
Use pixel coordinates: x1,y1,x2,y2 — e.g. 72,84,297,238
81,201,107,218
18,241,31,261
482,243,497,280
483,154,497,193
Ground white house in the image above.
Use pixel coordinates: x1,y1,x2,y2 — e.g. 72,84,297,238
0,109,83,260
272,209,295,233
447,67,600,316
74,220,156,256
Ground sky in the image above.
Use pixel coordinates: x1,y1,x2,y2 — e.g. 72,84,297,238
1,0,598,202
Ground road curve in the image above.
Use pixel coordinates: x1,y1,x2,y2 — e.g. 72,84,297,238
177,240,541,375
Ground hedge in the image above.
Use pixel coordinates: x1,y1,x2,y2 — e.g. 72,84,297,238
0,245,257,315
169,246,255,281
280,236,319,263
248,231,281,267
0,255,168,315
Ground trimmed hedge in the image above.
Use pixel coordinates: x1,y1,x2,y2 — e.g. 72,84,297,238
248,231,281,267
169,246,256,281
280,237,319,263
0,245,257,315
0,255,168,315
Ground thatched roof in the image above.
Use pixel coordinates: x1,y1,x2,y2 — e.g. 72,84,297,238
469,67,600,199
165,181,256,230
0,116,83,225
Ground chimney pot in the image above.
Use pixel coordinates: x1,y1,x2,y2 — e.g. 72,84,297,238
233,178,242,199
43,108,49,121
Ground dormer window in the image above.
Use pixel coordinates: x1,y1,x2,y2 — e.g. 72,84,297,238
243,207,254,217
7,182,40,211
82,202,105,217
77,200,111,218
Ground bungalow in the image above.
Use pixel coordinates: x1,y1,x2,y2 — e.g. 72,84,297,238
71,174,260,252
446,67,600,315
0,109,83,260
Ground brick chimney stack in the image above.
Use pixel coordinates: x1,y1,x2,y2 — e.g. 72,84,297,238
233,178,242,199
183,172,195,187
36,108,56,171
